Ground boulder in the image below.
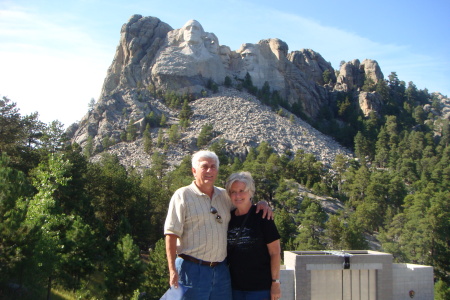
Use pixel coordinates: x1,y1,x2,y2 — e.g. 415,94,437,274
358,92,382,117
335,59,383,92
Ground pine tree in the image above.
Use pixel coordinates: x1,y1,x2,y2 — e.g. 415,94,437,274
156,128,164,148
83,136,94,158
168,124,180,144
179,99,192,129
160,114,167,127
324,214,343,249
274,208,298,251
143,124,152,154
224,76,232,87
0,154,32,284
25,154,72,298
322,69,331,84
105,234,145,299
127,118,137,141
142,238,169,298
102,136,112,149
197,123,214,148
295,200,327,250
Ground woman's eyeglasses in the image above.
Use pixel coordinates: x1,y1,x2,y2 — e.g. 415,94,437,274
210,206,223,223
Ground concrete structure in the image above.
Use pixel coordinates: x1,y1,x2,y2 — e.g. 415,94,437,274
392,263,434,300
279,250,434,300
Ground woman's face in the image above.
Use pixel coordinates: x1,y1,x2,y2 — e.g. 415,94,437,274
229,181,252,208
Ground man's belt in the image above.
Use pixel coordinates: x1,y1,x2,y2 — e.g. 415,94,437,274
178,254,220,267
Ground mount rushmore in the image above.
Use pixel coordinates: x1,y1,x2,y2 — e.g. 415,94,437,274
68,14,448,169
99,15,384,118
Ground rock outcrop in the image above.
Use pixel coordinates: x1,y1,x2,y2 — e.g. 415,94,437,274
86,89,352,171
101,15,172,96
358,92,382,117
334,59,384,92
68,14,408,170
288,49,336,86
98,15,335,119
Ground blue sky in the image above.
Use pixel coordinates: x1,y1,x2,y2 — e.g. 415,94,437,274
1,0,449,127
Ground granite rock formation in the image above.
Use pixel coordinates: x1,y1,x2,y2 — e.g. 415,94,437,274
70,14,449,171
334,59,384,92
98,15,336,118
86,89,352,171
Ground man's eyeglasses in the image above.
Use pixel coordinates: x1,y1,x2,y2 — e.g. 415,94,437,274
210,206,223,223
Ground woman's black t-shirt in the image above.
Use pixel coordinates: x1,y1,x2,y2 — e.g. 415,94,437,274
227,205,281,291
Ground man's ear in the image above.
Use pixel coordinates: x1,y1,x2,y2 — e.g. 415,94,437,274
192,167,196,176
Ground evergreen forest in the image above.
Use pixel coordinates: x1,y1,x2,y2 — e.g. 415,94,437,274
1,70,449,299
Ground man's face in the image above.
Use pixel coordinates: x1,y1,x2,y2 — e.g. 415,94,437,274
241,48,258,70
183,21,202,44
192,158,218,187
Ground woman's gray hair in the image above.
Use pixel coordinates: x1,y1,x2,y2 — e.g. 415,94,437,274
225,171,255,197
191,150,220,169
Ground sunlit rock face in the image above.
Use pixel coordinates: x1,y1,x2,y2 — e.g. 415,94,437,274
74,15,425,160
151,19,226,94
334,59,384,92
99,16,334,118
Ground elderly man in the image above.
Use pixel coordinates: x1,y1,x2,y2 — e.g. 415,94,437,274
164,150,272,299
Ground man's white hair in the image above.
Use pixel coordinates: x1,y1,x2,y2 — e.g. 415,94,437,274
191,150,220,169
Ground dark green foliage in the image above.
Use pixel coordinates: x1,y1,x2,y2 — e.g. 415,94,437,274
0,154,32,286
127,118,138,141
274,208,297,251
434,280,450,300
224,75,232,87
179,99,192,129
143,124,152,154
159,114,167,127
242,72,257,95
105,234,145,299
206,78,219,93
86,153,137,239
168,124,180,144
287,150,324,188
197,123,214,148
145,111,161,128
102,135,112,149
322,69,331,84
294,198,327,250
156,128,164,148
2,77,450,297
361,72,376,92
84,136,94,158
142,238,169,299
0,97,44,172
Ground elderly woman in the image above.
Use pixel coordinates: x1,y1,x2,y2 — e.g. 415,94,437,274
226,172,282,300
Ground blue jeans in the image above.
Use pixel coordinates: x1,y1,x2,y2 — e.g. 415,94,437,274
175,257,231,300
232,289,271,300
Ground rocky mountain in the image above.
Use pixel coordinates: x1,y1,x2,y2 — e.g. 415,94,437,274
84,88,352,170
67,14,449,171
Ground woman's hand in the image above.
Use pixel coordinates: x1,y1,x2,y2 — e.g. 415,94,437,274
271,281,281,300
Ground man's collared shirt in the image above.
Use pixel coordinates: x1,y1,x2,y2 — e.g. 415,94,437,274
164,181,232,262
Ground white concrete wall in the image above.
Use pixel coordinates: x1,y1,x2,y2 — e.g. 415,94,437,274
282,251,434,300
280,268,295,300
392,264,434,300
